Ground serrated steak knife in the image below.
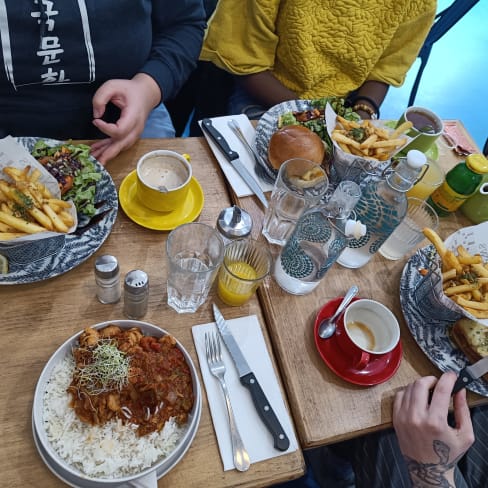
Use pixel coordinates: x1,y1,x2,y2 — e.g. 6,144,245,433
212,303,290,451
452,356,488,393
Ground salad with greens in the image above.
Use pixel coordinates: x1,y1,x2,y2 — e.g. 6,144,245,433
31,141,101,217
278,96,360,141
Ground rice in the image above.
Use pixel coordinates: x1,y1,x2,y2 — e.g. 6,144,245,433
42,356,186,479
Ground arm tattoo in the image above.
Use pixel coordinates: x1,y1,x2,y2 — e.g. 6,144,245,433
404,440,464,487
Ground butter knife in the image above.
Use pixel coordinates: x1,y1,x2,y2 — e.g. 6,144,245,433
212,303,290,451
201,118,268,208
452,356,488,394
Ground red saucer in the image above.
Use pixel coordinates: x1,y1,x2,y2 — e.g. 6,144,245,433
314,297,403,386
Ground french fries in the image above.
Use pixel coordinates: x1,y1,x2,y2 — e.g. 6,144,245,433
331,116,412,161
423,227,488,319
0,165,75,241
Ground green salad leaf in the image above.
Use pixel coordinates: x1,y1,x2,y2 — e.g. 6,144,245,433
31,140,101,217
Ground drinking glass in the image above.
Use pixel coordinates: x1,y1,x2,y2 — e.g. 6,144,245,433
379,198,439,261
166,223,224,313
217,239,272,306
262,158,329,245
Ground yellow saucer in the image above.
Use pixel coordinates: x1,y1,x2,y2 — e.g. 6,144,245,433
119,170,204,230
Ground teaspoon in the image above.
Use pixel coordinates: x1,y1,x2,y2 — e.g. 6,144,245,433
318,285,359,339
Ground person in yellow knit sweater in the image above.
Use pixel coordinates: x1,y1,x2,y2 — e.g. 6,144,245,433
199,0,437,120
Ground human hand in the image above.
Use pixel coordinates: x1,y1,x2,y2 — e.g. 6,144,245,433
393,372,474,487
90,74,161,164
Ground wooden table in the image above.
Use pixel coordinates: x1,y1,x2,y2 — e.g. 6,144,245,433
0,138,304,487
231,121,488,448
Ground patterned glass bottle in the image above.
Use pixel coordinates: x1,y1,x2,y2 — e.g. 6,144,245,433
337,150,426,269
274,181,365,295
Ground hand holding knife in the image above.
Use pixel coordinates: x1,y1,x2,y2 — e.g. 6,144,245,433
452,355,488,394
201,118,269,209
212,303,290,451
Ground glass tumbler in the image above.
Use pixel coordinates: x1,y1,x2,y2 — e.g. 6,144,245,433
262,158,329,245
217,239,272,306
379,197,439,261
166,222,224,313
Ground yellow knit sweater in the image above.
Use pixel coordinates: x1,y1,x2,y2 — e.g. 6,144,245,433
200,0,437,99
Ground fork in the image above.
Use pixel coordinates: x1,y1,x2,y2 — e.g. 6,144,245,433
227,119,276,183
205,331,251,472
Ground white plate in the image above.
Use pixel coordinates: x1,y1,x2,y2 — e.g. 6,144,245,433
0,137,117,285
32,320,202,486
400,246,488,397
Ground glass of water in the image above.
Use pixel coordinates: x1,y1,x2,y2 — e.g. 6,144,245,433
262,158,329,245
379,197,439,261
166,222,225,313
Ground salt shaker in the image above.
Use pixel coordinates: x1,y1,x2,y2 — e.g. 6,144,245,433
216,205,253,244
94,255,121,304
123,270,149,319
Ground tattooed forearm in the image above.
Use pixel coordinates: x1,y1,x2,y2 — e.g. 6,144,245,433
404,440,464,487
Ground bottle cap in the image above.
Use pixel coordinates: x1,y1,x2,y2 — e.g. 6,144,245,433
406,150,427,169
95,255,119,279
345,219,367,239
465,154,488,174
124,270,149,294
217,206,253,239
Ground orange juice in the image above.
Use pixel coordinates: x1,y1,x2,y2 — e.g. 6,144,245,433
407,159,444,200
217,261,258,306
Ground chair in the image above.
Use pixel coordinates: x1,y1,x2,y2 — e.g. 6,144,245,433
408,0,480,106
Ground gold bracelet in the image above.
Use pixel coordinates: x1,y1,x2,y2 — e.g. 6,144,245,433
353,103,378,119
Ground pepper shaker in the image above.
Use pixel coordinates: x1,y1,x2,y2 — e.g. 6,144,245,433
123,270,149,319
94,255,121,304
216,205,253,244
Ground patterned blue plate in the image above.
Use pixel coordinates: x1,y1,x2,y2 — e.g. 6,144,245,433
400,245,488,397
0,137,118,285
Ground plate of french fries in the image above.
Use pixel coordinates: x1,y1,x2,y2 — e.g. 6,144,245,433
0,136,77,244
399,236,488,397
0,136,117,285
422,223,488,325
325,103,413,183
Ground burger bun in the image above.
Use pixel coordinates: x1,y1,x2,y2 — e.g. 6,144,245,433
268,125,325,170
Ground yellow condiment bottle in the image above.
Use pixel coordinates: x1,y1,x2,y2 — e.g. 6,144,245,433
428,154,488,216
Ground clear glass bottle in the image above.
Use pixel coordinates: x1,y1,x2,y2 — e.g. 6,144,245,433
94,255,121,304
428,154,488,216
337,150,426,269
274,181,365,295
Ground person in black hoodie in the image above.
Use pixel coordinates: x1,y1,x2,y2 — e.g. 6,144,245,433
0,0,206,163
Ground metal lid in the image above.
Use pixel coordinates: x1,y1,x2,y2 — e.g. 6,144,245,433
465,154,488,174
217,206,253,239
124,270,149,294
94,255,119,279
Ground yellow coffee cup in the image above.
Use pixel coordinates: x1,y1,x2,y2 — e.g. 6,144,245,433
136,150,192,212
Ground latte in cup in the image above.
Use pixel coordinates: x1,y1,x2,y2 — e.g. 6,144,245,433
136,150,192,212
139,155,189,191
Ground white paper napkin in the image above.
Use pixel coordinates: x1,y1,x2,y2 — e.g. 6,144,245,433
199,114,275,197
192,315,298,470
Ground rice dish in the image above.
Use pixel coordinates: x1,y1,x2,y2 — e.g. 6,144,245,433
42,356,186,479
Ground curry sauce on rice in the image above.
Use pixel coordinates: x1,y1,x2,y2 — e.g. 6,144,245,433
42,325,195,478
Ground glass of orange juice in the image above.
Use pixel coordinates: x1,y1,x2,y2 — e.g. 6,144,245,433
407,158,444,200
217,239,272,306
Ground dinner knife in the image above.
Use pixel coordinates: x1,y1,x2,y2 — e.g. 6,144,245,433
201,118,269,208
212,303,290,451
452,356,488,394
